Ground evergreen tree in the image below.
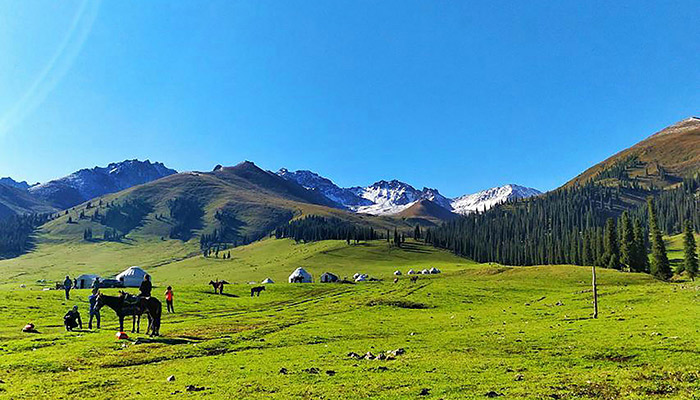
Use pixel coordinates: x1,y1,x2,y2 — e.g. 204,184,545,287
604,218,620,269
681,220,698,281
631,218,648,272
619,211,634,270
414,224,421,240
648,197,671,280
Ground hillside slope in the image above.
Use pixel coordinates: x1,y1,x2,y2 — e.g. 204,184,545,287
568,117,700,189
0,184,57,220
37,161,410,246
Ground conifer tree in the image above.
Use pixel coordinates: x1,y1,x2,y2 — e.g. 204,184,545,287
648,197,671,280
619,211,634,270
682,220,698,281
604,218,620,269
631,218,648,272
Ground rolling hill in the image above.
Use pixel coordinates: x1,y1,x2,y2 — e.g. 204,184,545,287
0,184,57,220
37,161,412,247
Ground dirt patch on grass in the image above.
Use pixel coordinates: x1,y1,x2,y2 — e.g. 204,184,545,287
588,352,637,363
365,299,432,309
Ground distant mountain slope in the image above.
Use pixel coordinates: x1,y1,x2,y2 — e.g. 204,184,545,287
276,169,372,208
29,159,177,209
451,184,542,215
567,117,700,189
396,199,458,224
0,177,32,191
0,185,56,220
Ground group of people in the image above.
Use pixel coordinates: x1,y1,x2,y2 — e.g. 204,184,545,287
62,274,175,332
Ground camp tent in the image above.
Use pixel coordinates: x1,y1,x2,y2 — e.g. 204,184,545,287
288,267,313,283
320,272,339,283
354,275,367,282
421,269,430,274
261,278,274,284
429,267,441,274
393,270,402,276
76,274,100,289
407,269,416,275
116,266,150,287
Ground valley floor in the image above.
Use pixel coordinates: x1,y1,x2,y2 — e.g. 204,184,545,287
0,240,698,399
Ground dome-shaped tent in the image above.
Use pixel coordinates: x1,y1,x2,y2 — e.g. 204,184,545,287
354,275,367,282
320,272,339,283
407,269,416,275
116,267,150,287
393,270,402,276
76,274,100,289
288,267,312,283
429,267,441,274
261,278,274,284
421,269,430,274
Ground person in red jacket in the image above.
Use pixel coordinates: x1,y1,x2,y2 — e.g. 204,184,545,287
164,286,174,313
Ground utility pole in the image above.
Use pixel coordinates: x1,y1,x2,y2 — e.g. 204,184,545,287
592,264,598,319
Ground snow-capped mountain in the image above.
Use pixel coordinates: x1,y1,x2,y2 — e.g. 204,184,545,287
0,177,32,191
277,168,540,217
29,159,177,209
276,169,372,208
451,184,542,215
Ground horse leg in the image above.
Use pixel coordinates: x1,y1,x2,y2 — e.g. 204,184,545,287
119,316,124,332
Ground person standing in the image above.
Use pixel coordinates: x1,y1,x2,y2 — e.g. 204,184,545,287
63,276,73,300
164,286,174,313
139,274,152,297
88,288,100,329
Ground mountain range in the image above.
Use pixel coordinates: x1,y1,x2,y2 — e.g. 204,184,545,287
276,168,541,217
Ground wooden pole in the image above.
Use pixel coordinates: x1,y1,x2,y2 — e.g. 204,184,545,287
592,264,598,319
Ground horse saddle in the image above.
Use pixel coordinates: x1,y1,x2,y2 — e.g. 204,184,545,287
123,294,141,306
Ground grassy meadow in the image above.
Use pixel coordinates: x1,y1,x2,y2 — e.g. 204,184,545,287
0,238,697,399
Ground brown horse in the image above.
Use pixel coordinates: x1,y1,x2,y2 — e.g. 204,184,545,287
410,276,418,283
209,280,229,294
94,292,162,336
250,286,265,297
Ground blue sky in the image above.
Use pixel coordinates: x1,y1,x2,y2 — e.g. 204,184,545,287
0,1,697,197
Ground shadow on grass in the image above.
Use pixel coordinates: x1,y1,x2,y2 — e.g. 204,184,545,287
198,290,239,298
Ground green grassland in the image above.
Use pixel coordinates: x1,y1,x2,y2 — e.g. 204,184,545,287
0,238,698,399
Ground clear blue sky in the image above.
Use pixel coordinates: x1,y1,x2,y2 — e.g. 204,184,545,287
0,1,698,197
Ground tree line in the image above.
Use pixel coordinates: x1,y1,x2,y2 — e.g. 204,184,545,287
425,176,699,281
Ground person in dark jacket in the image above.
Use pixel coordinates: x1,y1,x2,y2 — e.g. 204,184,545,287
64,305,82,331
139,275,152,297
63,276,73,300
88,288,100,329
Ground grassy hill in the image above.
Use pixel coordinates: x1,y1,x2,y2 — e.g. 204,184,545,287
35,161,411,247
567,117,700,190
0,184,56,220
0,239,697,399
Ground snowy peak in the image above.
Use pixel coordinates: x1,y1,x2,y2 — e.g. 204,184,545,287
29,159,177,209
451,184,542,215
276,168,540,218
276,169,372,208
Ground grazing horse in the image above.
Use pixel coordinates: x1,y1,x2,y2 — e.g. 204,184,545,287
250,286,265,297
410,276,419,283
290,276,304,283
209,280,228,294
94,292,162,336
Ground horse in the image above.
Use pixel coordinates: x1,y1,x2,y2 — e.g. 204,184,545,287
209,280,228,294
94,292,162,336
410,276,419,283
250,286,265,297
393,278,399,284
290,276,304,283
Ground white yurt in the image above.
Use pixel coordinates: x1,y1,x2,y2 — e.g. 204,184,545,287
353,273,361,280
288,267,313,283
76,274,100,289
116,266,149,287
261,278,274,284
407,269,416,275
320,272,339,283
429,267,441,274
393,270,402,276
354,275,367,282
421,269,430,274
